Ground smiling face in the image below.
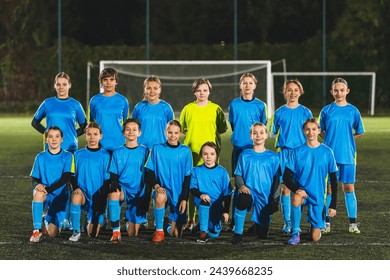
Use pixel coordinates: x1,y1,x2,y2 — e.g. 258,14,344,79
284,81,302,104
331,82,350,104
250,123,268,146
166,123,181,145
123,121,141,142
303,121,320,143
46,128,63,150
54,77,71,99
144,81,161,104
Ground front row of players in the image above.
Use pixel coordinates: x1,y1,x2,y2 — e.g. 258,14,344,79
30,118,337,245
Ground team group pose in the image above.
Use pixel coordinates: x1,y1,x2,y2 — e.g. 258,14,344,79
30,71,364,245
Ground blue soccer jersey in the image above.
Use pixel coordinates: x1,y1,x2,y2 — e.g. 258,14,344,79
271,104,312,149
319,102,365,165
145,142,193,206
132,100,174,149
73,147,111,202
190,164,232,203
109,145,150,200
228,97,267,149
30,149,75,196
33,97,87,152
88,93,129,151
286,143,338,206
234,149,280,211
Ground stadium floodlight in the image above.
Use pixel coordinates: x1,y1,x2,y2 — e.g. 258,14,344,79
272,72,376,116
99,60,273,116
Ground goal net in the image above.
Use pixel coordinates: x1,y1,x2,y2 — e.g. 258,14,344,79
271,72,376,116
99,60,273,116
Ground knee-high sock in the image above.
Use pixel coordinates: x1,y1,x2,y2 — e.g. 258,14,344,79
70,203,81,232
154,207,165,231
198,204,210,233
32,201,44,230
291,205,302,235
345,191,357,219
281,195,291,224
108,199,120,231
233,208,247,235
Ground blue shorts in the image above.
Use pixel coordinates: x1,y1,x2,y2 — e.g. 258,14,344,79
123,188,147,224
336,164,356,184
278,147,293,183
306,203,325,230
80,190,106,225
44,190,70,228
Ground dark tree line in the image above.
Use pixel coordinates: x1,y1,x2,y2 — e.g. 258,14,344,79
0,0,389,112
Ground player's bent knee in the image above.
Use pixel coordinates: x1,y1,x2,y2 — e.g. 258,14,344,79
236,193,252,210
311,228,321,242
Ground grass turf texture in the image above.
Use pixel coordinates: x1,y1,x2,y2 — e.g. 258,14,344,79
0,116,389,260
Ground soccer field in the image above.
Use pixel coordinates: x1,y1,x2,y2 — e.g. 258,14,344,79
0,116,389,261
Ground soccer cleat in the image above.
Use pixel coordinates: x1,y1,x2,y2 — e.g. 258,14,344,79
246,223,255,234
191,223,200,235
30,230,42,243
197,231,209,243
152,231,165,243
232,233,243,244
110,230,121,243
226,222,235,232
62,219,73,231
288,233,301,245
349,223,361,234
282,223,292,235
69,231,81,242
322,222,331,233
184,221,195,232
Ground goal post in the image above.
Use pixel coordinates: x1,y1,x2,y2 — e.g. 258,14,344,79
271,72,376,116
99,60,273,117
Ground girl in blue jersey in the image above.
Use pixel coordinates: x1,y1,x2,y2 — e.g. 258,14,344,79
89,67,129,153
145,120,193,243
68,122,111,242
107,119,150,242
227,73,267,232
319,78,365,234
132,75,174,149
190,142,233,243
32,72,87,153
30,126,74,243
232,123,280,244
270,80,312,234
283,118,338,245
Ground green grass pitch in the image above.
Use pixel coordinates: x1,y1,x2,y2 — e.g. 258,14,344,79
0,116,389,260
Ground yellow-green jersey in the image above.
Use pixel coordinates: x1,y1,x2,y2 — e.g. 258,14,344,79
180,101,228,156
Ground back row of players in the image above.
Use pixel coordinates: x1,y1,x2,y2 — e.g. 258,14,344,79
29,68,364,245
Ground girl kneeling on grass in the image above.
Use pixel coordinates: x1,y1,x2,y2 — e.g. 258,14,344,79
30,126,74,243
189,141,233,243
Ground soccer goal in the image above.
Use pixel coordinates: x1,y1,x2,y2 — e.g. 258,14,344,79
99,60,273,116
272,72,376,116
